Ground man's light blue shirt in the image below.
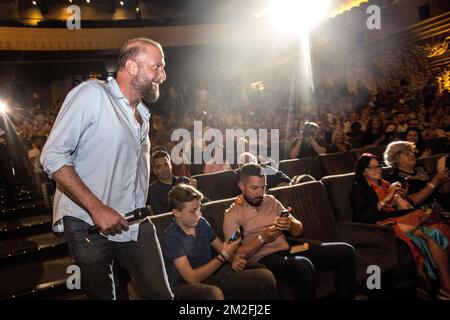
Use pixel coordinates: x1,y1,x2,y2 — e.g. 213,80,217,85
41,79,151,242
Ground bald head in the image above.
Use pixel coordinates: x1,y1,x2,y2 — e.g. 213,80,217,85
117,38,163,71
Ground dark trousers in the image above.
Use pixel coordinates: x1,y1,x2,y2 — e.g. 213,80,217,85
63,216,173,300
259,241,356,300
174,263,277,300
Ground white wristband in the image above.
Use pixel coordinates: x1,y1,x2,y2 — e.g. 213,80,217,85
427,182,436,189
258,234,265,244
220,250,230,261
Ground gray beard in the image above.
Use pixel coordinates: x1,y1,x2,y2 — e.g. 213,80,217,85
132,78,159,103
141,86,158,103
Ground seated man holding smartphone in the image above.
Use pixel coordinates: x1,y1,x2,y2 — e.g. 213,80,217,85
163,183,276,300
223,163,356,300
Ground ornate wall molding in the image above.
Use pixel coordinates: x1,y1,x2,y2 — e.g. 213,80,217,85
416,36,450,58
0,22,262,51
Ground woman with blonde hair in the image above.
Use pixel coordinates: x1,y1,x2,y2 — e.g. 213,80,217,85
327,129,352,153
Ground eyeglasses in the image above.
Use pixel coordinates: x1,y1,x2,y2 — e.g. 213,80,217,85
366,164,382,170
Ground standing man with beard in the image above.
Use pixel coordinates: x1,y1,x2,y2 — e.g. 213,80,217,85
223,164,356,300
41,38,173,299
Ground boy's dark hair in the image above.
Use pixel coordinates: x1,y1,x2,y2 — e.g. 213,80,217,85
238,163,266,182
168,184,204,211
151,150,170,165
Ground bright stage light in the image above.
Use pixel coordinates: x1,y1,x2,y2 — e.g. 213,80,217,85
0,101,8,114
269,0,330,34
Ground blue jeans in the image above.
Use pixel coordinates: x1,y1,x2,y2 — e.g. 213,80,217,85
63,216,173,300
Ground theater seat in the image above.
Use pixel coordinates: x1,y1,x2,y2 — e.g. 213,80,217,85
201,198,235,240
351,146,385,163
268,181,404,295
193,170,240,201
278,157,324,180
422,137,449,156
321,173,355,222
149,212,173,244
416,153,450,194
189,163,205,176
348,136,363,149
319,151,355,176
321,174,416,293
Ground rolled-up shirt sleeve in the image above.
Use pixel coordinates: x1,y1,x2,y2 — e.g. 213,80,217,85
41,82,98,178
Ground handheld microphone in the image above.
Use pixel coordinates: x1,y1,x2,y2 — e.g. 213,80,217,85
88,205,153,234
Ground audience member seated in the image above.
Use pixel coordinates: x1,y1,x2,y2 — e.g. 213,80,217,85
422,118,447,140
405,128,431,158
362,115,386,147
237,152,291,188
289,122,327,159
384,141,450,210
394,111,409,138
327,129,352,153
416,112,428,131
384,122,400,144
346,121,364,139
223,163,356,300
163,184,277,300
27,137,46,195
158,142,192,177
408,118,421,130
351,153,450,300
147,150,197,214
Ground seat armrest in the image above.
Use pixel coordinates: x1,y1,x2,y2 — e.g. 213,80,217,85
337,221,400,272
337,221,396,249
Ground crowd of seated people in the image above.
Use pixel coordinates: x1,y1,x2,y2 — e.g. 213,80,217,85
1,78,449,184
147,150,197,214
153,164,358,300
0,76,449,301
351,147,450,300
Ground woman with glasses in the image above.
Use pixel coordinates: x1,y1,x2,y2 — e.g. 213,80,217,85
351,152,450,300
351,153,413,224
405,128,431,158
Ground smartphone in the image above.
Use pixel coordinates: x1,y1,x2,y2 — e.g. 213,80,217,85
229,228,241,242
280,210,290,217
